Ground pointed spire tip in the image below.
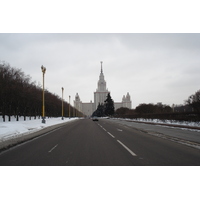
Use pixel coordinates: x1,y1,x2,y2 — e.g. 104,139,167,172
100,61,103,73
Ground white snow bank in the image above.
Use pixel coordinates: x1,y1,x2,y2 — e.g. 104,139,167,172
115,118,200,127
0,116,79,141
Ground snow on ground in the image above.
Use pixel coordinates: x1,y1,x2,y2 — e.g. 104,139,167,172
118,118,200,127
1,116,200,143
0,116,79,142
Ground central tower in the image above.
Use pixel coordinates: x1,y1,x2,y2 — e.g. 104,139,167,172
94,61,110,110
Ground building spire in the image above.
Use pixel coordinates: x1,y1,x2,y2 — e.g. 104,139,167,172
100,61,103,73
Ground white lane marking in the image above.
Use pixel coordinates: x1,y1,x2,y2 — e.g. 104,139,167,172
97,123,115,138
97,124,136,156
97,123,107,131
107,132,115,138
48,144,58,153
117,140,137,156
97,123,102,128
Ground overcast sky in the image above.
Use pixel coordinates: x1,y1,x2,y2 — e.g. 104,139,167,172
1,33,200,108
1,1,200,195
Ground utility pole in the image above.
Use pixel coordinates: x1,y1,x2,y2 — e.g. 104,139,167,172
41,65,46,123
62,87,64,120
69,95,71,119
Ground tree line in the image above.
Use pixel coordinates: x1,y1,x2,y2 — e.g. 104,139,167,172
0,62,81,122
114,90,200,121
185,90,200,112
115,103,173,117
91,89,200,121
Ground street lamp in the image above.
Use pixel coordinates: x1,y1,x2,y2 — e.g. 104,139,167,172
62,87,64,120
69,95,71,119
41,65,46,123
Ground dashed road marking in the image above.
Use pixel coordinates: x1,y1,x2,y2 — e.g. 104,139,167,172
48,144,58,153
107,132,115,138
97,123,137,157
117,140,137,156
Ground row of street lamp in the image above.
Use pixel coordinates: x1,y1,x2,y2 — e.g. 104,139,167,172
41,65,72,124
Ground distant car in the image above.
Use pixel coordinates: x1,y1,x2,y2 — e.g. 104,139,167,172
92,117,98,121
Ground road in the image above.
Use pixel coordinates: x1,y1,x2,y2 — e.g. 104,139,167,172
110,118,200,143
0,118,200,166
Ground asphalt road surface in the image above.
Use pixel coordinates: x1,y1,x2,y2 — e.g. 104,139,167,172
0,118,200,166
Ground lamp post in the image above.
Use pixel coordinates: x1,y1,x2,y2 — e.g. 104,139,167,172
62,87,64,120
41,65,46,123
69,95,71,119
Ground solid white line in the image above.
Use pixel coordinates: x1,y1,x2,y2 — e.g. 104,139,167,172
48,144,58,153
107,132,115,138
117,140,137,156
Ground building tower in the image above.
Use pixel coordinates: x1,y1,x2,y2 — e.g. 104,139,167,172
73,62,132,116
122,92,132,109
74,93,82,113
94,61,110,110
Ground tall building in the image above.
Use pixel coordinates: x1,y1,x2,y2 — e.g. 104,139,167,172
74,62,132,116
94,61,110,110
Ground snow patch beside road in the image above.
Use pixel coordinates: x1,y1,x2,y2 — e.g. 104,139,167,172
0,116,79,149
115,118,200,130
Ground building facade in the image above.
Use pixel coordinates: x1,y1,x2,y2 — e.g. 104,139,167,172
74,62,132,117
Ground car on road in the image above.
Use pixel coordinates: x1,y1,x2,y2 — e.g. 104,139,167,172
92,117,98,121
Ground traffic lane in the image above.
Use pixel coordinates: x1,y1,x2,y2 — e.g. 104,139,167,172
109,119,200,143
49,119,137,166
0,119,138,166
98,119,200,166
0,120,81,166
